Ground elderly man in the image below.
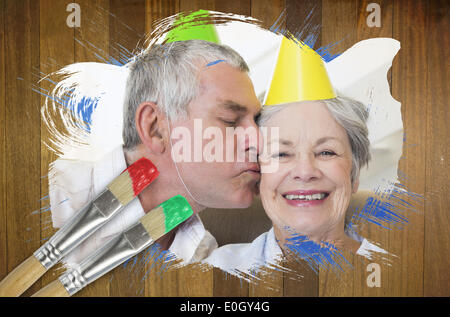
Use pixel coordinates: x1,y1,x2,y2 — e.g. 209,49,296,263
122,40,262,256
50,40,262,266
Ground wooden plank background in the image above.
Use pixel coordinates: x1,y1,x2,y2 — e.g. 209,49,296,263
0,0,448,297
0,0,6,294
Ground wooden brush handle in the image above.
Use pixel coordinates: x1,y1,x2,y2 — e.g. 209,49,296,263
32,279,69,297
0,255,47,297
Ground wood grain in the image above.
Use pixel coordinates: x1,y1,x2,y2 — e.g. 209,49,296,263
283,258,318,296
318,0,386,297
251,0,285,30
110,0,146,64
146,257,181,296
357,0,393,39
287,0,322,50
248,265,284,297
177,263,213,296
322,0,358,55
75,0,110,64
214,0,250,15
0,0,7,285
107,0,147,297
390,0,427,296
4,0,41,297
38,0,76,294
0,0,448,298
351,0,394,297
179,0,214,12
72,0,111,297
213,267,249,297
356,0,394,86
318,252,355,297
424,0,449,297
146,0,180,36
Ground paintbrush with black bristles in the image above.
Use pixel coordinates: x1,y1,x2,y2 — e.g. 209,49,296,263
0,157,159,297
31,195,193,297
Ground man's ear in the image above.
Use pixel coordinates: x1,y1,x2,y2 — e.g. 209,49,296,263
135,102,167,154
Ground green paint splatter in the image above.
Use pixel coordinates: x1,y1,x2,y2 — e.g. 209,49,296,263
166,10,220,44
159,195,193,233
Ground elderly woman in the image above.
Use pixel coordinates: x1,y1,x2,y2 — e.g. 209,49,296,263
258,96,370,253
204,96,387,275
203,36,389,276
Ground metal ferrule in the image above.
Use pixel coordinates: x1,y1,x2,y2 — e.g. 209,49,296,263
60,222,153,296
34,189,123,269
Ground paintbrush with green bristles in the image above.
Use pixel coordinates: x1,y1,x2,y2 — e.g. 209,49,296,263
31,195,193,297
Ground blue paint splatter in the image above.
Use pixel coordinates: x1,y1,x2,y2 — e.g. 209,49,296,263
349,181,422,233
352,196,409,230
31,205,52,215
284,234,352,274
31,81,98,132
206,59,226,67
269,9,287,35
71,96,99,132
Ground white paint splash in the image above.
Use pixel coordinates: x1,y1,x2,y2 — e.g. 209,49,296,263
42,13,403,279
325,38,403,191
42,62,130,162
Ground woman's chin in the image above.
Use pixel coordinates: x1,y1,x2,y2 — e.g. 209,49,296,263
277,220,324,239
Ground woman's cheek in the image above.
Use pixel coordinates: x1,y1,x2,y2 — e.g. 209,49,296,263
260,175,284,228
329,170,353,225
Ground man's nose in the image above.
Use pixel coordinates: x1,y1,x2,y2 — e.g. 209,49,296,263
290,154,322,182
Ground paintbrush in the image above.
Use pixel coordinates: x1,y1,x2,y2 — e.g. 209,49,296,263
31,195,193,297
0,157,159,297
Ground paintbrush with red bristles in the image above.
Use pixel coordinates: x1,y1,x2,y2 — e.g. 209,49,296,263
0,157,159,297
32,195,193,297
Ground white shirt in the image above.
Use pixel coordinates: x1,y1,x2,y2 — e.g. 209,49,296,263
203,227,388,279
204,228,283,279
49,146,218,268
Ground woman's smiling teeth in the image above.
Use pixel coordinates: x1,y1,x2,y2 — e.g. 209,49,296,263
284,193,328,201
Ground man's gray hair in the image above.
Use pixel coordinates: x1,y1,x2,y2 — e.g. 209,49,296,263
258,96,371,184
123,40,249,151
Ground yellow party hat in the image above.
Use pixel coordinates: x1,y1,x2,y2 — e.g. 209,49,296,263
264,35,336,106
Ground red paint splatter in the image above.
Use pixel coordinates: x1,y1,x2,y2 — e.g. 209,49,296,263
125,157,159,196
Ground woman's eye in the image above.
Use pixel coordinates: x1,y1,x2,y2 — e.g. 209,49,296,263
318,150,336,157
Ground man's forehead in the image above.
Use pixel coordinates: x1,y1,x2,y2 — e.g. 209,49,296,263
196,63,261,113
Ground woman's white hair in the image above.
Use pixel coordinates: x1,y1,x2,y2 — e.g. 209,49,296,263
123,40,249,151
258,96,371,184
